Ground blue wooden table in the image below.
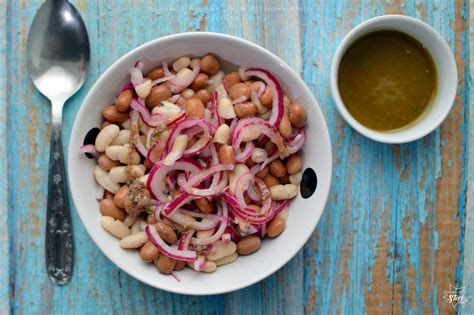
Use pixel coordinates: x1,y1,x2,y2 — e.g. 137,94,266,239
1,0,472,314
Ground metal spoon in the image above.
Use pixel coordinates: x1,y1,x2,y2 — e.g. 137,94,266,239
26,0,90,285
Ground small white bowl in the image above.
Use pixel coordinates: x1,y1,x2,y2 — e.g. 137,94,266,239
330,15,457,143
68,32,332,295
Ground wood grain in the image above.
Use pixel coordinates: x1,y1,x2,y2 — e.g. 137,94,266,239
2,0,471,314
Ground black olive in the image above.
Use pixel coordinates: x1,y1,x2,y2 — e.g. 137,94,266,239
300,168,317,199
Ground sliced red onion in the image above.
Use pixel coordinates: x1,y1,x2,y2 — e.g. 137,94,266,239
273,199,290,218
247,184,261,202
222,233,231,242
129,66,144,86
190,200,229,246
151,74,176,86
226,225,241,242
145,225,197,261
95,186,105,202
229,118,238,134
235,172,255,209
131,98,167,128
168,66,200,92
178,171,228,197
134,136,149,157
244,68,284,126
80,144,99,158
260,150,279,170
186,163,234,188
193,255,206,271
169,94,181,104
178,230,195,250
259,224,266,238
166,175,176,193
162,191,193,216
170,271,182,282
134,60,144,71
256,81,265,97
233,117,288,157
286,129,306,154
165,118,212,157
162,62,172,77
166,209,220,231
120,81,134,92
147,159,200,203
232,95,247,104
234,141,254,163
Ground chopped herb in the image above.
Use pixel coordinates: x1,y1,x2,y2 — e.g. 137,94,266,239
144,206,153,214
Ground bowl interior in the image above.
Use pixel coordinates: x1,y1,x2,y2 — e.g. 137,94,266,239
331,15,457,143
68,32,332,295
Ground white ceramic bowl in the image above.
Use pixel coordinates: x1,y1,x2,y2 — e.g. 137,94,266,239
68,32,332,295
330,15,457,143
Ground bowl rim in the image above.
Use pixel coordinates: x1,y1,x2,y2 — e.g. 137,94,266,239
330,14,458,144
68,31,333,295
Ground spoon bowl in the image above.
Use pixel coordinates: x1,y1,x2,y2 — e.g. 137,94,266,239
26,0,90,285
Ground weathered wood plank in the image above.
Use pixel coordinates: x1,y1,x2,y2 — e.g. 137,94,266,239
460,0,473,314
1,0,10,314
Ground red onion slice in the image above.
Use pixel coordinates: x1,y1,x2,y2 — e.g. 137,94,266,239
131,98,167,128
162,191,193,216
145,225,197,261
244,68,284,126
235,172,255,209
233,117,287,154
166,209,221,231
152,74,176,87
129,66,144,86
147,159,200,203
256,81,265,97
190,200,229,246
80,144,99,158
193,255,206,271
231,95,247,104
178,230,195,250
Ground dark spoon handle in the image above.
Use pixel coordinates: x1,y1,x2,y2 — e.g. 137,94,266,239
46,122,74,285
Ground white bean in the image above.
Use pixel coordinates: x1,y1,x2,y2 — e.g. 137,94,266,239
94,166,119,193
206,240,237,261
289,172,302,185
170,68,193,93
197,229,214,239
182,88,195,99
270,184,298,200
105,145,140,165
206,71,225,93
135,80,152,98
95,124,120,152
111,129,131,146
123,214,138,227
217,97,236,119
190,58,201,70
101,216,131,239
131,218,144,234
119,231,148,248
136,174,149,185
201,261,217,273
213,124,230,144
228,164,249,194
215,252,238,266
251,148,267,163
109,165,145,183
172,56,191,72
122,119,131,130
